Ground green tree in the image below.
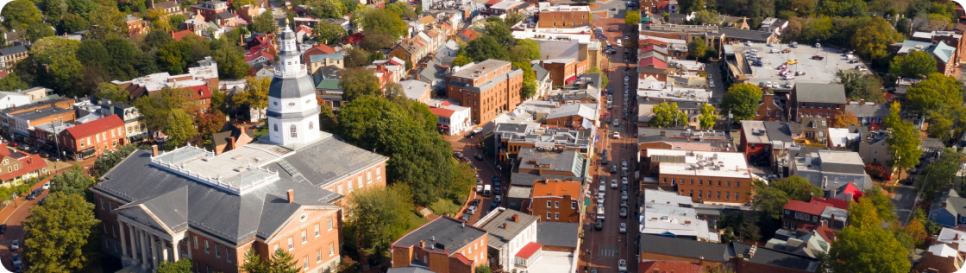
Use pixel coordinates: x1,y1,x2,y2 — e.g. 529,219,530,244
88,5,128,40
313,21,347,45
3,0,43,29
103,38,138,80
340,68,382,101
828,198,910,273
92,144,138,177
835,69,882,102
58,13,91,34
476,266,493,273
772,175,822,202
385,2,416,18
76,39,110,67
850,195,882,228
920,147,964,202
241,248,301,273
484,17,513,45
250,10,276,33
318,102,338,132
0,72,30,91
905,73,964,114
851,17,901,60
156,259,193,273
359,9,407,38
22,192,99,272
308,0,346,19
165,109,197,147
460,36,509,62
699,103,718,129
513,39,541,61
68,0,97,19
94,82,130,103
648,102,689,128
689,38,708,59
158,41,193,74
30,37,83,95
588,66,608,90
233,76,271,120
752,179,789,221
865,186,896,222
625,10,640,26
168,14,187,30
346,185,413,263
49,164,96,197
678,0,705,14
513,61,538,99
721,83,763,121
889,50,937,78
885,102,921,172
452,55,472,67
212,47,249,79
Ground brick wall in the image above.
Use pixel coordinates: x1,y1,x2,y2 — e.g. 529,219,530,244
530,196,581,223
660,175,753,203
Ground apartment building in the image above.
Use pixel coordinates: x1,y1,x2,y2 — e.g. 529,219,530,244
648,149,755,204
507,147,586,212
474,208,540,272
790,83,847,122
0,45,28,73
529,179,583,223
537,5,592,28
754,93,784,121
390,217,489,273
99,99,148,141
446,60,525,124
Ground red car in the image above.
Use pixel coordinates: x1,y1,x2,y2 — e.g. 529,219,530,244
811,55,824,60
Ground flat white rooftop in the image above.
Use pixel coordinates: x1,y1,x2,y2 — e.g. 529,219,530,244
649,149,751,179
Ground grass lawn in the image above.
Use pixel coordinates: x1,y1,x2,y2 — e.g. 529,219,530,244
405,210,429,232
428,199,461,217
253,125,269,138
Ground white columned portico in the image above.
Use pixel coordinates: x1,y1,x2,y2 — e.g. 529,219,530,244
162,239,169,262
172,238,181,261
118,222,128,260
139,229,149,270
128,224,138,263
150,235,158,269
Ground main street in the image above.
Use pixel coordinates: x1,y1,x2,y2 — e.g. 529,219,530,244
578,15,640,273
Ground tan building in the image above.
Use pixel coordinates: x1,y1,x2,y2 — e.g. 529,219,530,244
446,59,525,125
390,217,489,273
537,5,592,28
648,149,754,204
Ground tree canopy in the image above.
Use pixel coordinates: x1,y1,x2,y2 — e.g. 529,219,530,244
22,192,100,272
689,38,707,59
212,47,249,79
625,11,641,26
648,102,689,128
851,17,901,60
233,76,271,120
345,185,413,258
314,21,347,45
889,50,937,78
885,102,921,171
699,103,718,129
905,73,964,114
721,83,763,121
835,69,882,102
771,175,823,202
340,68,383,102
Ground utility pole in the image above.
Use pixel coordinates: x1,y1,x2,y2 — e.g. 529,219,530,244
50,120,62,162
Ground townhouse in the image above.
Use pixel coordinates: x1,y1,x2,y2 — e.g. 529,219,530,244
190,1,229,21
0,45,28,73
641,189,715,241
790,150,873,196
790,83,847,122
537,5,592,28
59,115,126,160
529,178,583,223
474,208,540,272
781,199,848,231
427,100,472,136
640,235,820,273
0,143,47,185
390,217,489,273
507,147,586,212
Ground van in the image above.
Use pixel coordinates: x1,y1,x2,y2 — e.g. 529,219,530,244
483,185,492,197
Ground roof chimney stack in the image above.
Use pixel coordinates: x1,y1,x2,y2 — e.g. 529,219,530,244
287,189,294,203
152,145,159,157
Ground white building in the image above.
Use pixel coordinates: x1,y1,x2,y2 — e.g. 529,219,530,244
475,208,540,272
639,189,718,242
266,24,322,146
0,92,31,110
428,99,472,136
791,150,873,194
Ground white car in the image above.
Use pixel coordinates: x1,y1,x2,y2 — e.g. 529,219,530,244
783,75,795,80
476,184,483,193
42,182,50,190
597,192,605,204
622,177,628,186
611,179,618,189
621,191,628,200
619,223,627,233
472,127,483,133
599,183,606,192
612,132,620,139
618,259,628,272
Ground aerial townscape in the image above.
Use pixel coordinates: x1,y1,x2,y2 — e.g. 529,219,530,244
1,0,966,272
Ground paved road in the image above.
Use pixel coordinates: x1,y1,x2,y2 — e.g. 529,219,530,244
0,180,49,272
578,14,640,273
444,132,506,226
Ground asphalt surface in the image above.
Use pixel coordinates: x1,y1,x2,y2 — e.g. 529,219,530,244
445,133,506,226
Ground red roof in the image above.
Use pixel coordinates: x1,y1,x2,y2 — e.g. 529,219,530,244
186,85,213,100
343,33,364,44
245,50,274,63
641,38,668,46
0,154,46,181
485,0,501,5
171,30,196,41
306,43,336,55
842,182,864,201
815,224,837,243
515,242,543,259
811,197,850,210
452,253,472,265
64,115,124,139
640,57,667,69
639,261,702,273
783,199,829,216
429,106,456,117
460,29,481,41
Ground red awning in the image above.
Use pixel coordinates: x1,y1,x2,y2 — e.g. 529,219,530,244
565,75,577,83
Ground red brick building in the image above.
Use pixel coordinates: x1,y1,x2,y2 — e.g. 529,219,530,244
446,59,524,125
60,115,126,161
391,216,489,273
190,1,229,21
529,179,583,223
755,93,784,121
790,83,847,122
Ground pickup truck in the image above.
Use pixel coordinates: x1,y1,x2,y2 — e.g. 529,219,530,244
811,55,824,60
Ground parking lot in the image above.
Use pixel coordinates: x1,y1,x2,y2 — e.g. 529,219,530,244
728,43,868,87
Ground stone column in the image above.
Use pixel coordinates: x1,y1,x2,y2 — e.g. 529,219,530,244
149,235,158,269
162,239,169,263
128,225,138,263
172,238,181,262
118,222,128,260
186,236,193,260
139,229,149,270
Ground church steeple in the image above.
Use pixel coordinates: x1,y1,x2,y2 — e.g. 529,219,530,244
265,21,321,147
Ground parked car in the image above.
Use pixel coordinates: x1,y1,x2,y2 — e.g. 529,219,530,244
610,164,618,173
612,131,620,139
476,184,483,193
26,189,41,200
595,219,603,230
475,154,484,161
621,191,628,200
621,159,628,168
598,183,606,193
611,179,618,189
11,239,18,251
0,224,6,234
619,223,627,233
472,127,483,134
461,214,471,222
464,131,475,138
42,182,50,190
454,152,463,158
620,207,628,218
811,55,824,60
618,259,628,273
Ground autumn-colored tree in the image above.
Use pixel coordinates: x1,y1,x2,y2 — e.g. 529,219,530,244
903,218,929,247
865,162,886,179
195,110,227,141
831,111,860,128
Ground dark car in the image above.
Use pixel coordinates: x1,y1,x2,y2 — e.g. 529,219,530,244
463,157,472,163
608,88,614,94
461,214,471,222
595,219,603,230
465,131,476,138
495,187,502,196
610,164,617,173
492,176,500,184
473,199,481,206
601,156,609,165
602,149,608,158
26,189,42,200
39,197,47,206
470,164,477,170
0,224,6,234
490,201,499,211
475,154,484,161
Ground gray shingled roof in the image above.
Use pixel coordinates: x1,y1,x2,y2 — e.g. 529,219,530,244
719,27,774,42
268,74,316,100
0,45,27,55
640,234,730,262
262,136,389,188
476,208,540,249
795,83,847,104
730,242,818,271
94,150,341,244
393,216,487,253
763,121,794,142
844,103,889,118
537,222,579,248
387,266,436,273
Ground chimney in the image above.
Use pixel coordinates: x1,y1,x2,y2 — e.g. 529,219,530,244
152,145,159,156
503,223,508,228
512,214,519,222
698,256,705,268
957,233,961,240
420,240,426,248
287,189,294,203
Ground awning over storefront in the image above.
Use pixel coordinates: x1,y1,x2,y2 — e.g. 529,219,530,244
79,148,96,157
565,75,577,83
13,131,28,138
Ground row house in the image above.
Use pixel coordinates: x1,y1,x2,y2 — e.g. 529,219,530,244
60,115,127,160
640,235,819,273
0,97,74,138
754,93,785,121
390,217,489,273
844,101,888,130
302,43,337,67
369,58,407,85
535,40,590,86
428,99,472,136
236,4,266,23
473,208,540,272
528,178,583,223
537,5,592,28
153,1,183,17
389,38,430,67
781,198,848,231
99,99,148,142
113,57,219,108
790,83,846,122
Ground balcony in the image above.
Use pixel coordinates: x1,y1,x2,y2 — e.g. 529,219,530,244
274,64,307,78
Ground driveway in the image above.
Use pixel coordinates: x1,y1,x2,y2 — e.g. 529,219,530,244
893,182,917,225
